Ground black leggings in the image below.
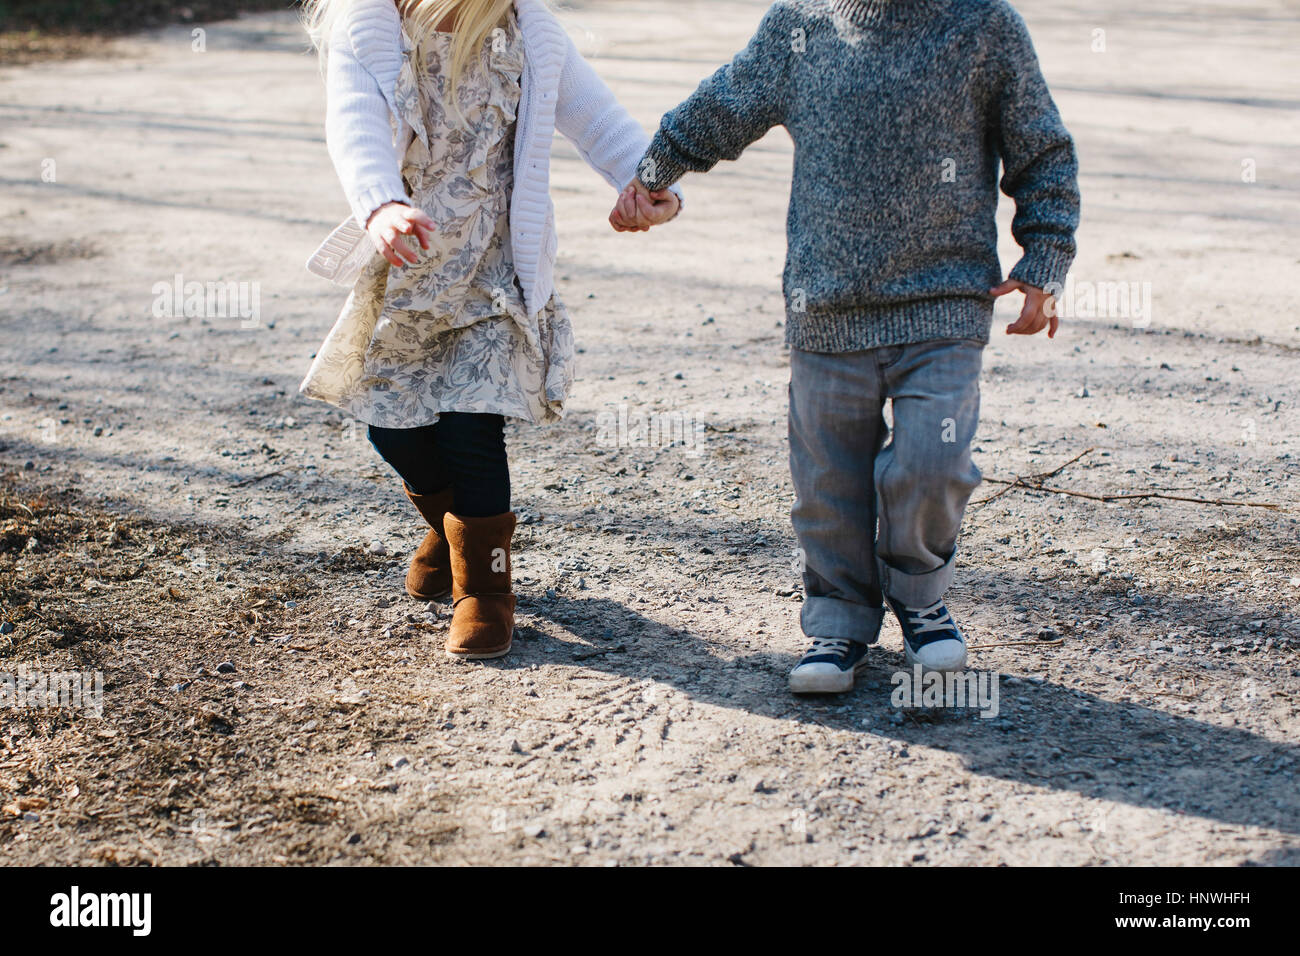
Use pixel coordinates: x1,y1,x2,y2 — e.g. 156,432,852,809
368,412,510,518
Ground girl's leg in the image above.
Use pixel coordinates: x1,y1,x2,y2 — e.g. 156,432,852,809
428,413,514,660
368,423,454,600
367,412,514,658
428,412,510,518
367,423,448,495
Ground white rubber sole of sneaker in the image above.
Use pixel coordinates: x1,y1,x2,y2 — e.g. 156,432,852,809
903,638,968,673
788,661,863,695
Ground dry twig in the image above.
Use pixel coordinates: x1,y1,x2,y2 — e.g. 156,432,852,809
968,638,1065,649
973,446,1286,510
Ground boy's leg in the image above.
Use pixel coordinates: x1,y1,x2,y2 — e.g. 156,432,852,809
875,339,984,598
789,348,888,645
875,339,984,669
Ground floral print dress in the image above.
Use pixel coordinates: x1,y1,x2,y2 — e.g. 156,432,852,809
300,10,575,429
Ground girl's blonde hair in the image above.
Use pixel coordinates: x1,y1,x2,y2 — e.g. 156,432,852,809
303,0,515,105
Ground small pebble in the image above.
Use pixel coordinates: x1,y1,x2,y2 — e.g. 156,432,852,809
216,661,236,674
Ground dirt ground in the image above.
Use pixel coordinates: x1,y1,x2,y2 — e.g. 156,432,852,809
1,0,1298,866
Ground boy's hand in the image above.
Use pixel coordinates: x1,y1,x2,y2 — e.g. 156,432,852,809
609,179,680,233
990,278,1059,338
366,201,435,268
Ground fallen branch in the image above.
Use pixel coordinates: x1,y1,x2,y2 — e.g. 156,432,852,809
968,638,1064,649
231,470,287,488
973,446,1286,510
987,481,1284,511
972,447,1094,506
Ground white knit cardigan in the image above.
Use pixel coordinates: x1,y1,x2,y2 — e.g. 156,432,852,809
306,0,676,318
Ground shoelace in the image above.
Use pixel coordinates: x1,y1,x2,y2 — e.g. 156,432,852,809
804,636,852,659
905,600,957,635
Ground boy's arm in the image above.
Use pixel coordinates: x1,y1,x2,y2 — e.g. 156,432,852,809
992,3,1080,292
637,5,793,191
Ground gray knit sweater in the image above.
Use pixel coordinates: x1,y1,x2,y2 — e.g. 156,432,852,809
638,0,1080,352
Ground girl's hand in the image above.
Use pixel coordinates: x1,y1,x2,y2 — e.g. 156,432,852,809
365,201,435,268
609,180,680,232
990,278,1059,338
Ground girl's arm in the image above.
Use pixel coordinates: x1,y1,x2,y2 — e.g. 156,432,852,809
553,33,681,201
324,15,411,229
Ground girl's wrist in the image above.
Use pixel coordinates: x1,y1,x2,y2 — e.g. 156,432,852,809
365,199,409,228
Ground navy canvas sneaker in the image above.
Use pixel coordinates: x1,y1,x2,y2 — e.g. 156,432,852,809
886,598,968,673
788,637,871,694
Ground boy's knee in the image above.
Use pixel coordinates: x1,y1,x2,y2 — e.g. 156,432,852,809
882,430,976,482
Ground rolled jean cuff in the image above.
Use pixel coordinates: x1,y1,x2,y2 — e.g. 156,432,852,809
800,597,885,644
880,554,955,608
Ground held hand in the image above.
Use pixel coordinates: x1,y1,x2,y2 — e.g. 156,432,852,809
990,278,1059,338
366,201,436,268
609,179,680,233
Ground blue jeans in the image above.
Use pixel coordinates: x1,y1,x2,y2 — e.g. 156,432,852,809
789,339,985,643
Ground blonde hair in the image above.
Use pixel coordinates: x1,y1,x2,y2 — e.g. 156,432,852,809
302,0,515,106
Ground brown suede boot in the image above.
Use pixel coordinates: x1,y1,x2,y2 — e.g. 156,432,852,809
443,512,516,660
403,486,455,601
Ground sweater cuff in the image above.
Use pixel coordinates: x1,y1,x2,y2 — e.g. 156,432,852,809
636,133,690,192
1009,245,1075,291
351,181,411,230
